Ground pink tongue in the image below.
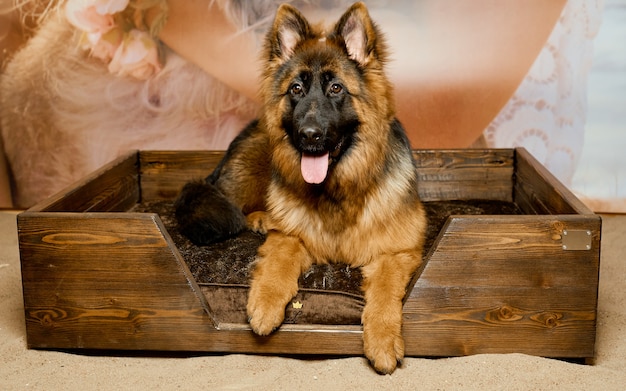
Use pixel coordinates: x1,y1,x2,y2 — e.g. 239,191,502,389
301,153,329,184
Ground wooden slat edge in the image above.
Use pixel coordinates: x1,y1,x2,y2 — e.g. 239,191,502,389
139,150,224,200
413,149,515,202
26,151,140,213
514,147,595,216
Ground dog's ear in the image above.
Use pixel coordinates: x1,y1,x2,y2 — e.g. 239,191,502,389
267,4,313,63
333,2,384,66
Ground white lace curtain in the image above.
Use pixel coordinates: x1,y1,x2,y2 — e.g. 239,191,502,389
484,0,604,186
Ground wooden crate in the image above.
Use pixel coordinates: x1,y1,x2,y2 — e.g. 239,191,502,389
17,148,601,359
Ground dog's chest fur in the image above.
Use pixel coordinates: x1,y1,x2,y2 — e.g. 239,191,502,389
265,151,419,266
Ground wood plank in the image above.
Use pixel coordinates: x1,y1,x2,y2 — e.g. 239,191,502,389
401,214,600,358
138,149,516,202
402,307,596,357
18,212,215,349
413,149,514,202
514,148,595,215
27,151,140,213
139,151,223,201
420,215,600,287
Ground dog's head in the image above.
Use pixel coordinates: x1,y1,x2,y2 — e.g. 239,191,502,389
262,2,392,185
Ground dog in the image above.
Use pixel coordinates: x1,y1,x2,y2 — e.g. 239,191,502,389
175,2,427,374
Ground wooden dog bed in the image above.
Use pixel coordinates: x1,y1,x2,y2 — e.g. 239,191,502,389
17,149,601,360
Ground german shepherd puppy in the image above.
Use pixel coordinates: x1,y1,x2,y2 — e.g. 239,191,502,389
175,2,426,374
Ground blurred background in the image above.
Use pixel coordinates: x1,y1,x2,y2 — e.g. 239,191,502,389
0,0,624,212
571,0,626,213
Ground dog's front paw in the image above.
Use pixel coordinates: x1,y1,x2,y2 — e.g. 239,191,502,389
362,303,405,374
363,322,404,374
246,211,271,234
246,232,308,336
246,284,288,335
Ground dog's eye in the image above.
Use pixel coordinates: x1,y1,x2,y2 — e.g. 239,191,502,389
329,83,343,95
290,83,303,96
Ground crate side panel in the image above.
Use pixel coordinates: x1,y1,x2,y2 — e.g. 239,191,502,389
139,151,223,201
419,216,600,287
18,213,216,350
514,148,594,215
17,213,368,355
413,149,514,202
402,215,600,358
403,294,596,357
139,150,516,203
29,152,139,213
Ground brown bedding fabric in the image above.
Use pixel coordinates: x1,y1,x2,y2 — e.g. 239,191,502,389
131,199,522,325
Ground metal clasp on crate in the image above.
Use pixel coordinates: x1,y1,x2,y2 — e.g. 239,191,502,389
561,230,592,251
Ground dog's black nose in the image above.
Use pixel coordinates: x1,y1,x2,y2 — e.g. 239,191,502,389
301,127,323,143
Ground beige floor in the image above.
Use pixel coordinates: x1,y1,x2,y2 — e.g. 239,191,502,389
0,211,625,390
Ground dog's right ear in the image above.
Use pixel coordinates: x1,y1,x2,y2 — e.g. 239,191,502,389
266,4,313,63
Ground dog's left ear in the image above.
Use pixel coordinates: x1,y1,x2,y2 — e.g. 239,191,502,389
333,2,383,66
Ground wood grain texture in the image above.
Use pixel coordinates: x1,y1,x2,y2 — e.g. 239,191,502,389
17,149,601,359
403,213,600,358
28,152,140,213
514,148,595,215
18,212,214,350
413,149,514,202
139,151,224,201
18,212,367,354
